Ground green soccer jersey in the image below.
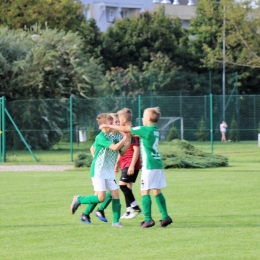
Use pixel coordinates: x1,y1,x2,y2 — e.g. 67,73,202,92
90,131,119,178
130,125,163,170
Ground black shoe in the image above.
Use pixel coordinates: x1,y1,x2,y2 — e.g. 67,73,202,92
140,219,155,228
95,210,108,222
160,216,173,227
79,213,91,224
70,195,80,214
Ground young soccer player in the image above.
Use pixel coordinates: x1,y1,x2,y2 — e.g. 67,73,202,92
70,113,130,227
99,107,172,228
115,108,142,219
85,113,123,223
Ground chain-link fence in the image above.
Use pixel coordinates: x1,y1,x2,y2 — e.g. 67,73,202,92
1,94,260,163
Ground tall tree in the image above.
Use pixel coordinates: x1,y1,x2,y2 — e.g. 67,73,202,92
100,6,190,71
0,0,85,31
0,26,103,100
190,0,260,94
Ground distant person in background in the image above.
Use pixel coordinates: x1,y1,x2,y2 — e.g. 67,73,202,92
220,121,228,142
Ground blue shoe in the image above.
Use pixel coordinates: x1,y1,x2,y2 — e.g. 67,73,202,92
95,210,108,222
79,213,91,224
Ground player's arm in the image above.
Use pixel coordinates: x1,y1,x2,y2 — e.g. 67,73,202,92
119,134,131,155
90,145,95,158
114,154,120,173
127,145,140,175
99,124,131,133
109,135,128,151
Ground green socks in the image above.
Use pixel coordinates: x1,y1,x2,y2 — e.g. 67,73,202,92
98,192,112,211
112,199,121,223
80,192,112,215
84,203,97,215
155,193,168,220
78,195,100,204
142,195,152,221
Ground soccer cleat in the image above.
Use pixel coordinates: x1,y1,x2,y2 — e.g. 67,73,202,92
125,209,142,219
112,222,123,227
159,216,173,227
120,212,130,219
70,195,80,214
95,210,108,222
79,213,91,224
140,219,155,228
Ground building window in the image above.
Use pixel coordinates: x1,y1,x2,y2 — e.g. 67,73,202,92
106,8,116,23
83,8,90,21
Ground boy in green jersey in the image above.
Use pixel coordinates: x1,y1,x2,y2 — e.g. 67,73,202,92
85,113,123,223
70,113,130,227
99,107,172,228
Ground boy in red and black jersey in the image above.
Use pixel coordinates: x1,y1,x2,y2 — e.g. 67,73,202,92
114,108,142,219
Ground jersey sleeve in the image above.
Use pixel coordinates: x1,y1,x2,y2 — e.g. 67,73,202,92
132,136,140,146
96,133,113,149
130,126,148,138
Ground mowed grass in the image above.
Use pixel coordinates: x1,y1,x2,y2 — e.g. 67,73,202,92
0,142,260,259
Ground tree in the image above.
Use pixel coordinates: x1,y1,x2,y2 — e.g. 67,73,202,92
100,6,189,71
0,26,103,100
195,117,208,141
0,0,85,31
190,0,260,94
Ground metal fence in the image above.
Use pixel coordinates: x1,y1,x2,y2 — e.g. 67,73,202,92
1,94,260,163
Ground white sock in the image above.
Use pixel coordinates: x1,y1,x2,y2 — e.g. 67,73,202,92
130,201,138,207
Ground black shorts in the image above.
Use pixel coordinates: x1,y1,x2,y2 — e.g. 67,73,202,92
119,168,139,183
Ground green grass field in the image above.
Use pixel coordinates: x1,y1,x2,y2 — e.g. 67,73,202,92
0,142,260,259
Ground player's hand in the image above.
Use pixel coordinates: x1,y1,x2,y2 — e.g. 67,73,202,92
127,166,134,175
114,165,119,174
99,124,107,129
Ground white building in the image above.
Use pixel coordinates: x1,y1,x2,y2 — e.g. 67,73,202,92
80,0,198,31
81,0,154,31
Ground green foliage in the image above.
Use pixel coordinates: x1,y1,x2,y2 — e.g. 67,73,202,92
194,118,208,141
162,140,228,168
74,152,92,168
230,117,238,142
0,26,103,101
87,126,96,142
100,6,189,70
0,0,85,31
258,122,260,133
166,125,179,141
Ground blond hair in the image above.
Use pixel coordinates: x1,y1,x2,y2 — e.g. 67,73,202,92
117,108,132,122
144,107,161,123
109,113,119,120
96,113,113,126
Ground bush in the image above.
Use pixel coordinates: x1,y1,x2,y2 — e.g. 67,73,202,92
230,117,238,142
74,152,92,168
161,140,228,168
166,125,179,141
194,118,208,141
258,122,260,133
87,126,96,142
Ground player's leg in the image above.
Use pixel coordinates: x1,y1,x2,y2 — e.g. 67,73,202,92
120,168,141,219
152,170,172,228
70,178,106,224
95,191,112,222
107,179,122,227
140,170,155,228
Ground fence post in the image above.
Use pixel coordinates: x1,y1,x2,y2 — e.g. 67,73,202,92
0,97,6,162
138,95,142,126
210,94,214,153
70,96,73,162
149,71,153,107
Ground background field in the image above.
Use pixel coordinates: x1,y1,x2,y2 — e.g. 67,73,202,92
0,142,260,259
